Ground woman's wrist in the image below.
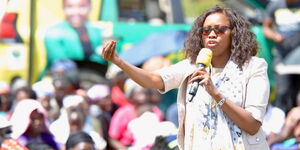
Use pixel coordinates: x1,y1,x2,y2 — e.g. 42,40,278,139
211,90,223,102
216,97,227,108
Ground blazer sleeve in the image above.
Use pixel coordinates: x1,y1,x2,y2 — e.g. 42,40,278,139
244,58,270,123
155,59,191,94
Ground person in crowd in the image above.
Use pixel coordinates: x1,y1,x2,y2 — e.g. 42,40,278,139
32,79,58,123
49,94,106,150
44,0,106,69
262,103,286,142
13,86,37,103
9,99,59,150
269,122,300,150
108,79,163,149
108,67,129,107
267,106,300,147
65,131,95,150
68,108,106,150
263,0,300,114
101,5,270,150
127,104,177,150
145,88,164,122
52,74,79,109
0,116,29,150
0,82,12,118
165,102,179,127
87,83,118,150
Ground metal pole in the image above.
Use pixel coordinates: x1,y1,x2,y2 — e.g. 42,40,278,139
28,0,36,85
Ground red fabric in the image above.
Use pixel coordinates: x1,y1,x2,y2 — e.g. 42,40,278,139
111,85,129,107
109,104,135,146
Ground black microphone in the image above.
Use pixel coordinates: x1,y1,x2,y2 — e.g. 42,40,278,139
188,48,213,102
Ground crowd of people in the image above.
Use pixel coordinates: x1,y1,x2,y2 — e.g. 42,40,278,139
0,58,179,150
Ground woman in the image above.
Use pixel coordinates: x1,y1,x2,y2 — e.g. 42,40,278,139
9,99,59,150
101,5,270,150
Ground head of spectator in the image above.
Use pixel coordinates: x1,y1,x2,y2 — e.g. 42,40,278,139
51,59,78,81
67,108,86,132
32,80,55,111
53,75,78,108
0,81,12,117
124,79,148,106
87,84,113,113
141,56,171,72
147,89,162,105
63,0,91,28
63,94,86,113
106,65,128,92
10,99,58,150
10,78,28,94
13,86,37,103
65,131,95,150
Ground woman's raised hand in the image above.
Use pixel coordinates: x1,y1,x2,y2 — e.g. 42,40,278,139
101,40,119,63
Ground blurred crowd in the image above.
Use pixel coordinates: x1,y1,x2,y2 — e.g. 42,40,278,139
0,57,179,150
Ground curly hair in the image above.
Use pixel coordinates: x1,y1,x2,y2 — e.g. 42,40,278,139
184,5,258,69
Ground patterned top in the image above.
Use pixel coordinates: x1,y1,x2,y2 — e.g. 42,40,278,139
184,67,245,150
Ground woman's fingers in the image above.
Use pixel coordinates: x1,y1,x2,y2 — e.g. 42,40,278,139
102,41,116,60
189,69,207,83
110,42,117,58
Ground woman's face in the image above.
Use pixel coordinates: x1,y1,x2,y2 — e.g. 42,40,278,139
201,12,232,58
130,88,148,105
64,0,90,28
28,110,45,134
97,96,113,112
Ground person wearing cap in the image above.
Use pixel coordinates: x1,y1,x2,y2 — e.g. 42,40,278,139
87,83,116,150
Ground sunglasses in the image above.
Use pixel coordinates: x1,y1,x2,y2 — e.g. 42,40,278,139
199,25,231,36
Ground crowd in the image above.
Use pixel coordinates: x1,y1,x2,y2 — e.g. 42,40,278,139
0,58,179,150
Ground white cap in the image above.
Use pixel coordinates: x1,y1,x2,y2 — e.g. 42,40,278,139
63,95,85,108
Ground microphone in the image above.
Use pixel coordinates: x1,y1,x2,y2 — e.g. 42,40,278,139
188,48,213,102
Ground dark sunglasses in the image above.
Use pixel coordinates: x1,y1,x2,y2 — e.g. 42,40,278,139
199,25,232,36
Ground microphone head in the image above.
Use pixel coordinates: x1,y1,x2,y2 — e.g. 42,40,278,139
196,48,213,66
